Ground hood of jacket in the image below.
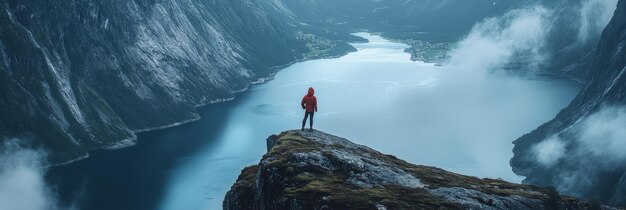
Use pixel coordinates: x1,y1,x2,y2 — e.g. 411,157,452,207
307,87,315,97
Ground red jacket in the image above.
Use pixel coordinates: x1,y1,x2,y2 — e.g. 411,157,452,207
301,87,317,112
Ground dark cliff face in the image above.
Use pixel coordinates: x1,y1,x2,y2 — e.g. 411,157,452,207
0,0,353,163
224,130,616,210
511,0,626,205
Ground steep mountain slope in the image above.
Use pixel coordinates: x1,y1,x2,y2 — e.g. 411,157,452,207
0,0,353,163
511,0,626,205
225,130,618,210
537,0,618,81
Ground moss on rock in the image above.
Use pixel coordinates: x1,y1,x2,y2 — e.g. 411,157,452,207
224,130,620,210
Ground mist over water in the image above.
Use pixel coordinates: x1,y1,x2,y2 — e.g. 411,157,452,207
159,33,580,209
447,5,551,75
0,140,71,210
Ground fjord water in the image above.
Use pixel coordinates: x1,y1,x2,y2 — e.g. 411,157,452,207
49,33,580,210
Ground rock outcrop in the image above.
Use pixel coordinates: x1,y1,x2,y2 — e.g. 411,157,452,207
225,130,617,210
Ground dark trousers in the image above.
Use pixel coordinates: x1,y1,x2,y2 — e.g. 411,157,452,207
302,112,314,129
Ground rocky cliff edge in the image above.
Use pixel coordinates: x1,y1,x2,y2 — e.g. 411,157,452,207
224,130,619,210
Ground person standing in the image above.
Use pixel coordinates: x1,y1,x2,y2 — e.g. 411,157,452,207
301,87,318,131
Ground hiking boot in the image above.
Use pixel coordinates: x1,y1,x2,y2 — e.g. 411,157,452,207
301,127,304,131
309,128,313,131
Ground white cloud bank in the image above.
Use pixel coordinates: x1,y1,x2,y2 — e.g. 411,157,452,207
446,0,618,78
0,140,70,210
531,106,626,200
577,106,626,164
446,6,552,77
532,135,566,167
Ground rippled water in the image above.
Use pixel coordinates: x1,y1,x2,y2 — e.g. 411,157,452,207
50,33,580,210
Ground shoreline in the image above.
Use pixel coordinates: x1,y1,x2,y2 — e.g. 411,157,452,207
102,135,139,150
48,153,90,167
132,115,203,134
51,46,357,167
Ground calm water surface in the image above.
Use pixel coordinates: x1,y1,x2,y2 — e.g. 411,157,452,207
49,33,580,210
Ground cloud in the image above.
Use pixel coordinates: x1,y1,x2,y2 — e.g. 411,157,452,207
575,106,626,165
446,6,552,76
578,0,618,43
446,0,618,78
532,135,566,167
531,106,626,201
0,139,70,210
